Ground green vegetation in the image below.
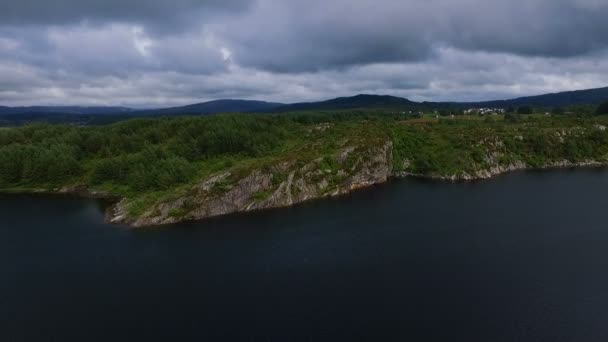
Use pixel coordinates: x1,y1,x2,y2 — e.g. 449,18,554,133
391,116,608,174
517,106,534,115
1,112,608,220
597,101,608,115
0,115,297,200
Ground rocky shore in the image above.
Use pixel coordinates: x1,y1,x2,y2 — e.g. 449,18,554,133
104,142,606,228
394,160,607,182
3,113,608,229
109,141,394,227
6,139,606,228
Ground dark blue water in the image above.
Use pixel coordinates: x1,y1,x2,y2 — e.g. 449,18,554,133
2,169,608,341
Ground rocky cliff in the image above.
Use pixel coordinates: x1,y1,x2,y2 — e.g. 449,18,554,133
109,141,393,227
107,123,608,227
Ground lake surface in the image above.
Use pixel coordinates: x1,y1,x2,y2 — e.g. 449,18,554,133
2,169,608,341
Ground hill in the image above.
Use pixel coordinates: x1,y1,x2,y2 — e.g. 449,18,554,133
0,106,136,126
269,94,417,112
134,99,284,116
266,87,608,113
0,106,133,115
469,87,608,108
0,100,284,126
2,86,608,126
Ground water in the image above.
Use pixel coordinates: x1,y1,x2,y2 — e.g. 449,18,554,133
2,169,608,341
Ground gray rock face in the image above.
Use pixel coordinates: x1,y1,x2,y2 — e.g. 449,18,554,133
107,135,607,227
394,158,605,182
112,141,394,227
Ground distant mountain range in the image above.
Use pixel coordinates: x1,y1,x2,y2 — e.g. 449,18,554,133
0,100,284,125
461,87,608,108
132,99,284,116
1,86,607,125
0,106,134,115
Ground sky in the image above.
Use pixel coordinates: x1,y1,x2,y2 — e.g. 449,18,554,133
1,0,608,107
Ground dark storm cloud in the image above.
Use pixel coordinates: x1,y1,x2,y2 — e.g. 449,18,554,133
0,0,607,106
447,0,608,58
219,0,608,72
0,0,252,32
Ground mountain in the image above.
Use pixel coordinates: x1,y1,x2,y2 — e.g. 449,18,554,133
469,87,608,108
263,87,608,114
269,94,417,112
0,106,134,115
0,100,284,125
0,100,284,118
2,86,608,126
134,99,284,116
266,87,608,113
0,106,136,126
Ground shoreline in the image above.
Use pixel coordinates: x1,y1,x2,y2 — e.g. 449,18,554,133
393,160,608,182
2,161,607,228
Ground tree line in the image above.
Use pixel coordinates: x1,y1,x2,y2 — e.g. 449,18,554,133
0,115,290,192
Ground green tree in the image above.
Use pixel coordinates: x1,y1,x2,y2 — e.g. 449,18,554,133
517,106,534,115
0,145,27,184
596,101,608,115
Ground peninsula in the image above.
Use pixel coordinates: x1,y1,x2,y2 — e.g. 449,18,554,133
2,109,608,227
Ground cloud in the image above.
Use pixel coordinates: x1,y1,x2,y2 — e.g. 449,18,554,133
0,24,230,78
3,47,608,107
218,0,608,72
0,0,252,33
0,0,607,106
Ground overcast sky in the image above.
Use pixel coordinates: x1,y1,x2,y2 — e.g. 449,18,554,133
1,0,608,107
